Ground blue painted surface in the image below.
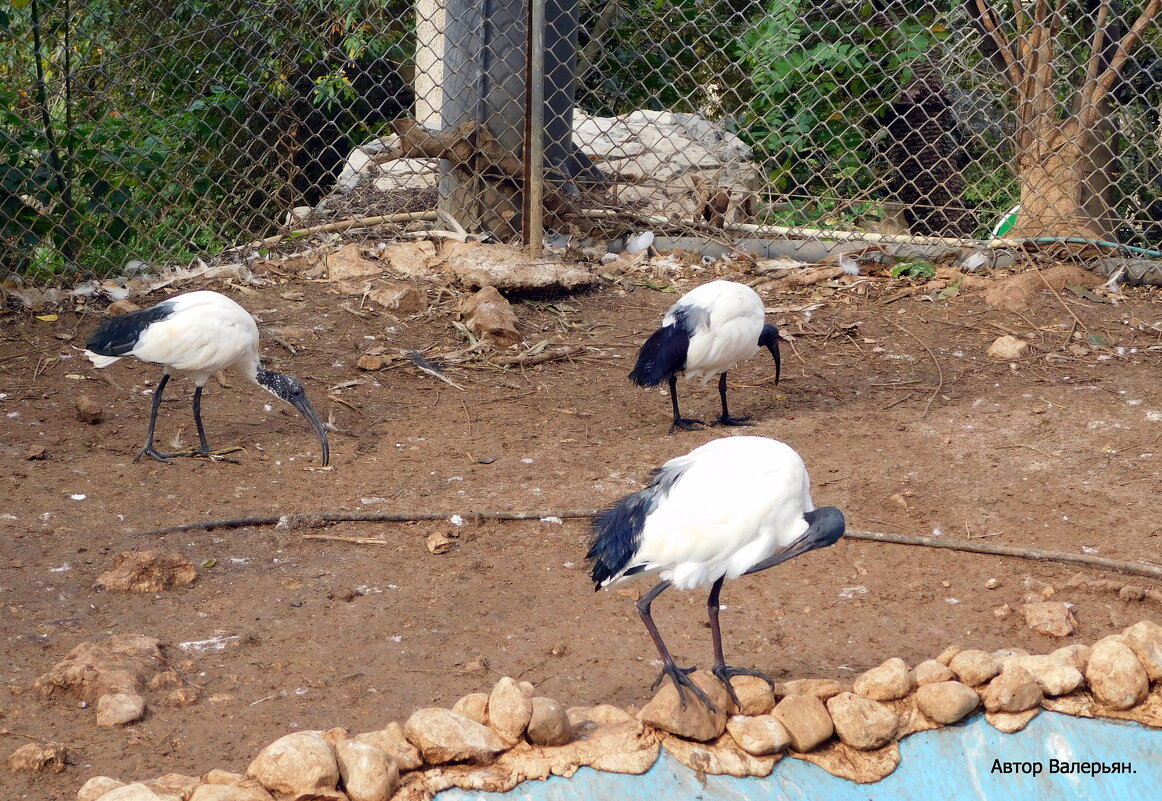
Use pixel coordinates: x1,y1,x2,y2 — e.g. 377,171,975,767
440,712,1161,801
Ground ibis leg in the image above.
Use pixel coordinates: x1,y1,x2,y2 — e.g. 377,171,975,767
711,372,754,427
134,374,176,463
667,374,704,433
636,579,715,710
707,576,776,706
191,385,212,453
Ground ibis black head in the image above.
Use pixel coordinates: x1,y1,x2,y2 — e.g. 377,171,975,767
256,368,331,466
743,505,845,575
758,323,781,384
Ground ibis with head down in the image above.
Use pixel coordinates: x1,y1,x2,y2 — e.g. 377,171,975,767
85,290,330,466
587,435,844,708
629,280,781,432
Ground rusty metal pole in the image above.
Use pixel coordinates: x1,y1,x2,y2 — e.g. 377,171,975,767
523,0,546,255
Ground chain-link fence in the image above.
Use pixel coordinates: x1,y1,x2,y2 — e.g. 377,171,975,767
3,1,1161,280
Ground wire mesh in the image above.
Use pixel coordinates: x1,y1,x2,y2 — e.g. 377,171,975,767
2,1,1160,280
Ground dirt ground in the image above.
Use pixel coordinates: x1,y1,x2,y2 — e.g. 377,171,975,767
2,253,1161,799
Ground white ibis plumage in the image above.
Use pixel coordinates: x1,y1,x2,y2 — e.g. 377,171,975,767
587,435,844,708
629,280,781,432
84,290,330,466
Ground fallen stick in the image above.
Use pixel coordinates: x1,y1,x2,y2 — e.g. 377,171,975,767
129,512,1162,581
491,345,588,367
248,211,437,248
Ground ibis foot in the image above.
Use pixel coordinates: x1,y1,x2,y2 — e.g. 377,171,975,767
711,415,754,427
134,445,245,463
712,663,777,708
668,417,705,433
653,662,716,710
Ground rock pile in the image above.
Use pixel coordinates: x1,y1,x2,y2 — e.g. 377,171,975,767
23,620,1162,799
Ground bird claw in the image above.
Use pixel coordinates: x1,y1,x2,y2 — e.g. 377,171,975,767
653,663,717,711
712,664,777,708
711,415,754,427
668,417,705,433
134,446,174,464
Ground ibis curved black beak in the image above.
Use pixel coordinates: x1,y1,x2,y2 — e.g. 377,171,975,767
743,506,844,575
759,323,781,384
290,394,331,467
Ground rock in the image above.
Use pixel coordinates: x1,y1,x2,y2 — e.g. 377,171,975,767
459,286,521,346
79,776,126,801
94,551,196,593
442,242,600,294
75,395,104,424
25,443,47,460
1021,601,1077,637
326,243,381,280
160,687,199,708
825,693,899,750
776,678,844,700
188,784,274,801
1002,655,1083,696
983,666,1043,713
1122,620,1162,682
1120,585,1146,601
725,714,791,756
96,692,146,727
1086,637,1149,709
982,267,1097,312
107,299,142,316
367,282,427,313
355,354,384,371
985,708,1040,734
637,670,731,742
35,634,164,705
246,731,340,797
936,646,962,666
912,659,955,686
451,693,489,725
94,783,165,801
7,742,66,774
149,775,198,799
853,657,913,701
566,703,635,728
662,733,777,777
992,647,1030,660
202,769,249,785
353,723,422,772
403,708,507,765
374,241,439,279
728,675,775,715
948,649,999,686
1050,644,1091,673
527,696,572,746
771,693,834,752
914,681,980,725
335,738,399,801
987,335,1031,360
488,676,533,744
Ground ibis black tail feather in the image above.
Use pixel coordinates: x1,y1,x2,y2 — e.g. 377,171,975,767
629,323,690,388
85,301,177,357
758,323,781,384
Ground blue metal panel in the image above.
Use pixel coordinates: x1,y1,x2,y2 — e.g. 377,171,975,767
439,712,1161,801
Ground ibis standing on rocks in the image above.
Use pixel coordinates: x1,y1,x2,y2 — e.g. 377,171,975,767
85,290,331,466
629,280,781,432
587,436,844,708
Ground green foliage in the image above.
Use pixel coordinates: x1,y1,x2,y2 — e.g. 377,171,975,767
0,0,413,278
739,2,946,221
890,259,936,279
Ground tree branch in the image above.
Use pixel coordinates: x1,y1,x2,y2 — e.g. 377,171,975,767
1078,0,1113,128
973,0,1025,94
1091,0,1162,110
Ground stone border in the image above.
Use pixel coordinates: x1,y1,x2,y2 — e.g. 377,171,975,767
20,619,1161,800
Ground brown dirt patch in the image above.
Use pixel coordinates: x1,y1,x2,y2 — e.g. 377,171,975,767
2,259,1161,797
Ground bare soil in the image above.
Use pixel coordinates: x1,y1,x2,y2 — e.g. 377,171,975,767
2,260,1161,799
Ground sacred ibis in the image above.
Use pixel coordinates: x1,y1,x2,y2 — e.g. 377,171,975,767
588,436,844,708
629,280,781,432
85,290,331,466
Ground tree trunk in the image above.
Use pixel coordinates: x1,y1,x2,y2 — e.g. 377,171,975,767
1010,116,1117,241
